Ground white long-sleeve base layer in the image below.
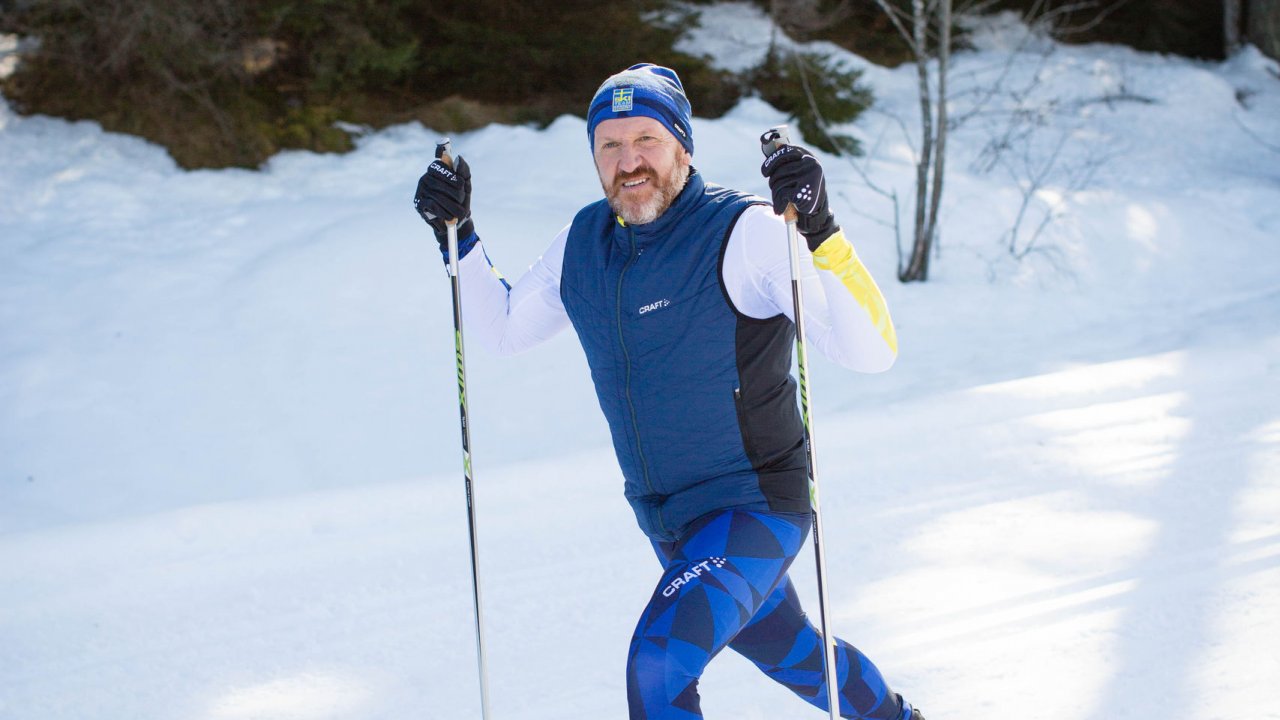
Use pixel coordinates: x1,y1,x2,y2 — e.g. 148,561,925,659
454,204,897,373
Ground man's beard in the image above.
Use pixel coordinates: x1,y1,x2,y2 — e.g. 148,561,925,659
601,159,690,225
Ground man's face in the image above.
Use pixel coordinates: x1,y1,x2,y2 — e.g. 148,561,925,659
593,116,691,225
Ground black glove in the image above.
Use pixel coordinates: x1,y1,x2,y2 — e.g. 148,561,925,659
413,152,477,260
760,144,839,251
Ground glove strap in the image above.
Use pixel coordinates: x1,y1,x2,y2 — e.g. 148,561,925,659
800,212,838,252
440,227,480,265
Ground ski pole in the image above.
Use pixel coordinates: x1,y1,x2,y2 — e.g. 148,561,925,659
760,125,842,720
437,138,492,720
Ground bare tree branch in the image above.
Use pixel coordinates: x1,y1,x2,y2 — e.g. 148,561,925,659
1045,0,1137,38
792,46,906,253
770,0,856,35
868,0,1132,281
868,0,920,54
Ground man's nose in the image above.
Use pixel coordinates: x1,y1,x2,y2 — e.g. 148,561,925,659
618,144,643,173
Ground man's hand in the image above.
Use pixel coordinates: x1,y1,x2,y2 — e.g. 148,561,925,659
414,155,477,260
760,144,838,251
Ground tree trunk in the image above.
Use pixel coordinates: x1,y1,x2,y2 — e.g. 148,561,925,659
924,0,951,271
902,0,933,282
1226,0,1243,53
1247,0,1280,60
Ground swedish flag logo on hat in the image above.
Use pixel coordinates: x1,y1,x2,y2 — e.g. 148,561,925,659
612,87,634,112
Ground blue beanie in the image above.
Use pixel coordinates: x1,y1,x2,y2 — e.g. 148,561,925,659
587,63,694,156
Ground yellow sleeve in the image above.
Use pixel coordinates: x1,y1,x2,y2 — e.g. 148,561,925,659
811,230,899,356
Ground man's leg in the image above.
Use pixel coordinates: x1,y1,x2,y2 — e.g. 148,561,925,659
728,575,912,720
626,509,808,720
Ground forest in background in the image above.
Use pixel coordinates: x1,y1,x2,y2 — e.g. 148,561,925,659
0,0,1266,169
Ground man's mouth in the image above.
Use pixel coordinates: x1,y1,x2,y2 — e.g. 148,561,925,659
617,174,652,192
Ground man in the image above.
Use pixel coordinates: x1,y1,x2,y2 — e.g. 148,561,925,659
415,63,921,720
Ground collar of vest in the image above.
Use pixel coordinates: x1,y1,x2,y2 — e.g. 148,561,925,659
616,167,705,244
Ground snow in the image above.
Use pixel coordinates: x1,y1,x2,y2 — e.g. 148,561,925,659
3,11,1280,720
675,2,784,73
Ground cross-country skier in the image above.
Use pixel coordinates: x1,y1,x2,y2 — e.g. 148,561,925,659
414,63,923,720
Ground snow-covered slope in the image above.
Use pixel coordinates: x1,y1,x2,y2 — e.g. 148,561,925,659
2,12,1278,720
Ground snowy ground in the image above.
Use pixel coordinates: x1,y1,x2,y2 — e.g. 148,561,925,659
2,9,1279,720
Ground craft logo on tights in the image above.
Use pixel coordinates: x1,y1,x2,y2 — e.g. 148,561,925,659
661,557,727,597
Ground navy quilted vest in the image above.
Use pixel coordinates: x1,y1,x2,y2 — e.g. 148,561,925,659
560,170,808,541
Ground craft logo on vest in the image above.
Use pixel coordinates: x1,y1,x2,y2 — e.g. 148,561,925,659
638,298,671,315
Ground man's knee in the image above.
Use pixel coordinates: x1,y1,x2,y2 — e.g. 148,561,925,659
627,633,705,686
627,636,703,718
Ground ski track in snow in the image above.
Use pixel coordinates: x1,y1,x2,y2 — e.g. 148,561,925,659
3,12,1280,720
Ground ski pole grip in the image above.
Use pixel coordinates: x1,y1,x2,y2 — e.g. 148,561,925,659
435,138,458,227
760,125,790,156
760,125,799,223
435,138,454,169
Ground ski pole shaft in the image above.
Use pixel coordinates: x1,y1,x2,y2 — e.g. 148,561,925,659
437,139,492,720
760,125,841,720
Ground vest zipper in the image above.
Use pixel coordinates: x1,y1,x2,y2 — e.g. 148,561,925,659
617,226,659,511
